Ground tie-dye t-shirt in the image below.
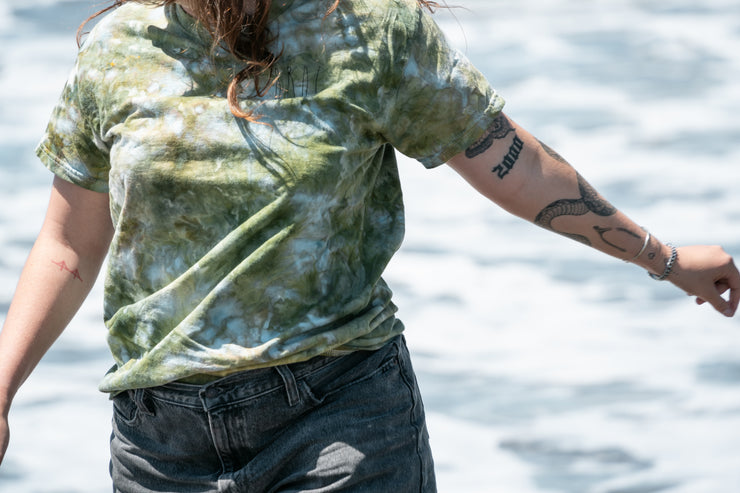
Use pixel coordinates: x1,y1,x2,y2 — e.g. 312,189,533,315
36,0,504,392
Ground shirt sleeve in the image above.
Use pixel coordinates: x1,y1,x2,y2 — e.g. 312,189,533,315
35,48,111,193
375,0,505,168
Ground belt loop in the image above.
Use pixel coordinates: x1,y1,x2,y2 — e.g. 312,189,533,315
130,388,155,416
274,365,300,407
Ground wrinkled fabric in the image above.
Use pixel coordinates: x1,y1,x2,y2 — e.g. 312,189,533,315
36,0,504,392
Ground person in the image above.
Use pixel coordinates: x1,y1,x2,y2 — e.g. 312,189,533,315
0,0,738,491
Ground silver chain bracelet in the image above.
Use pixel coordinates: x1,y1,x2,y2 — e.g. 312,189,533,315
648,244,677,281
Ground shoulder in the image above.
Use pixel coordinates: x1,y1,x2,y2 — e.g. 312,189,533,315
341,0,424,22
323,0,429,52
73,3,176,86
79,2,167,53
68,3,178,109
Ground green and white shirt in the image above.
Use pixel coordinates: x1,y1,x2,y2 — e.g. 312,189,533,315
37,0,504,392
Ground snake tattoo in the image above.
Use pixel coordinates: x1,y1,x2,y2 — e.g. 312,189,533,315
534,139,645,250
534,172,617,245
465,115,515,158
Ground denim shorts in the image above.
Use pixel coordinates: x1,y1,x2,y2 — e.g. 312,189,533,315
109,336,436,492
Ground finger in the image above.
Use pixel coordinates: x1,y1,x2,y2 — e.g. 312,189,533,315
724,262,740,317
710,281,730,303
728,281,740,317
713,277,739,317
694,279,729,306
700,280,736,317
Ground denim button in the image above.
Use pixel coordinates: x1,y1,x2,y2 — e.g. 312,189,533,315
204,387,219,399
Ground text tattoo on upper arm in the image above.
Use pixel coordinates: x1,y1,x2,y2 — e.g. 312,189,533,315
464,115,524,180
493,136,524,179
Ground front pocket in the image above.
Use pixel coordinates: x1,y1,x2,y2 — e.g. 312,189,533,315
111,390,140,426
301,340,399,404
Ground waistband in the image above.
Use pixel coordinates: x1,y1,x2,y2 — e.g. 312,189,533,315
176,348,355,385
132,344,391,412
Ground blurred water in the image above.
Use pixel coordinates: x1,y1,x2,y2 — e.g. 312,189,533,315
1,1,739,492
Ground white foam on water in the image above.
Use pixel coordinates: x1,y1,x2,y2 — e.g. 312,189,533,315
426,412,539,493
0,38,80,145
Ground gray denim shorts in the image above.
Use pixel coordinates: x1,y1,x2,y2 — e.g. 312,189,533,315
109,336,436,492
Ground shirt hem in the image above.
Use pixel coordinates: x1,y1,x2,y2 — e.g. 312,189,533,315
35,143,110,193
419,93,506,169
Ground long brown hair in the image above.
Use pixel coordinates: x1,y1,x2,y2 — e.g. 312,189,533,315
79,0,441,123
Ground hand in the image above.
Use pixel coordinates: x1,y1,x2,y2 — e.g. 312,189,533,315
670,245,739,317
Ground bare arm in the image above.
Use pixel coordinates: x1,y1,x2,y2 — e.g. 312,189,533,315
0,176,113,464
448,112,740,317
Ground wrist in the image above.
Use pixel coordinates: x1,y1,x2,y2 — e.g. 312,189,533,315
648,244,678,281
631,234,675,278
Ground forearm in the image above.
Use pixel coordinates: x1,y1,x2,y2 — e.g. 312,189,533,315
508,136,671,275
0,177,112,411
0,231,106,408
449,115,670,272
448,113,739,316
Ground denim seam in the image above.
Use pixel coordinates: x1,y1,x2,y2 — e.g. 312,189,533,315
396,351,425,493
205,413,231,477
